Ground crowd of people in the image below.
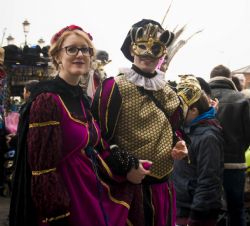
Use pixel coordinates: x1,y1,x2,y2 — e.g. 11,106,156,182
0,18,250,226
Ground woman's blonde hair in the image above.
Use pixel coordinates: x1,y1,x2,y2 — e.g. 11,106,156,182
49,29,96,70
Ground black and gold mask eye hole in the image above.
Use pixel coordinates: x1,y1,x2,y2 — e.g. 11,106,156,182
151,44,163,57
137,44,147,50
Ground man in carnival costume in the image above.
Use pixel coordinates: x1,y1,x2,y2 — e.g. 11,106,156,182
92,19,201,226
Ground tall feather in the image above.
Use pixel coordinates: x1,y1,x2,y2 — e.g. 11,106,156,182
165,29,203,68
161,0,173,26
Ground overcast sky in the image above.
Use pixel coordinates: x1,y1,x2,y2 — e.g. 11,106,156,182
1,0,250,81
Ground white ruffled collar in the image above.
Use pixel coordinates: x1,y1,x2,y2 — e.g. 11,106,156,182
118,67,167,91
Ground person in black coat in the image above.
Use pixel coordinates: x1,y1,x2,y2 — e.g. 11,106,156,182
209,65,250,226
172,90,224,226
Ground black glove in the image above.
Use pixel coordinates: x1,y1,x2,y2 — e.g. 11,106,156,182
105,145,139,175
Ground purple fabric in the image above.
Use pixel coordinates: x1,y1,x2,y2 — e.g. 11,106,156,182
151,182,176,226
50,94,129,226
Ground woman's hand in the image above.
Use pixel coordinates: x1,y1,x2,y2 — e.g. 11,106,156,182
126,160,152,184
171,140,188,160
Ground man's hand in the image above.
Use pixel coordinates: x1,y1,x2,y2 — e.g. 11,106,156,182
210,97,219,111
126,160,152,184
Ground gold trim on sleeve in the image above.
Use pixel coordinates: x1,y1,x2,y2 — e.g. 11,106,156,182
29,121,60,128
105,82,115,133
42,212,70,223
32,168,56,176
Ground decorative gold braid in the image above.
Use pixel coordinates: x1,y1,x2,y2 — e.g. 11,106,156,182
29,121,60,128
100,180,130,209
81,148,130,209
58,95,87,125
127,219,134,226
42,212,70,223
97,155,113,178
105,82,115,132
108,78,122,142
84,122,90,147
100,137,105,149
32,168,56,176
92,119,100,147
98,83,103,131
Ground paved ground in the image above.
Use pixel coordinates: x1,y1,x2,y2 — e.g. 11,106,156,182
0,195,10,226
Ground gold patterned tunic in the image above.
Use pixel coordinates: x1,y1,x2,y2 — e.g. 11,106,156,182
92,67,180,179
114,74,180,178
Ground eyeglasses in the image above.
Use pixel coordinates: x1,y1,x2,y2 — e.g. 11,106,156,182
132,41,166,59
61,46,94,56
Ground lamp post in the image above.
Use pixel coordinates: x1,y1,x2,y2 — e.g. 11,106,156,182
6,35,15,45
22,19,30,46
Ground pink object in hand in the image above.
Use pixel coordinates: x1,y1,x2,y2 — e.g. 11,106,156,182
142,162,152,170
5,112,19,134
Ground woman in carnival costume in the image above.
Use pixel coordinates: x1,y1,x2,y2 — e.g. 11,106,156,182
9,25,147,226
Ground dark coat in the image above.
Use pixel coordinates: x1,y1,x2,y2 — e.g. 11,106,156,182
209,77,250,164
172,119,224,220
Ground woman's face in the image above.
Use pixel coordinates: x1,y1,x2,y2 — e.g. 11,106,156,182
133,55,159,73
57,33,92,82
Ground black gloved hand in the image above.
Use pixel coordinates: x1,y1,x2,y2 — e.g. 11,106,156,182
106,145,139,176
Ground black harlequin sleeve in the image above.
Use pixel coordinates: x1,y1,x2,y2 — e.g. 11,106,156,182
105,145,139,176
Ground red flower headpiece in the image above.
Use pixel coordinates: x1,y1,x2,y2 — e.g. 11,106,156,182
50,25,93,44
